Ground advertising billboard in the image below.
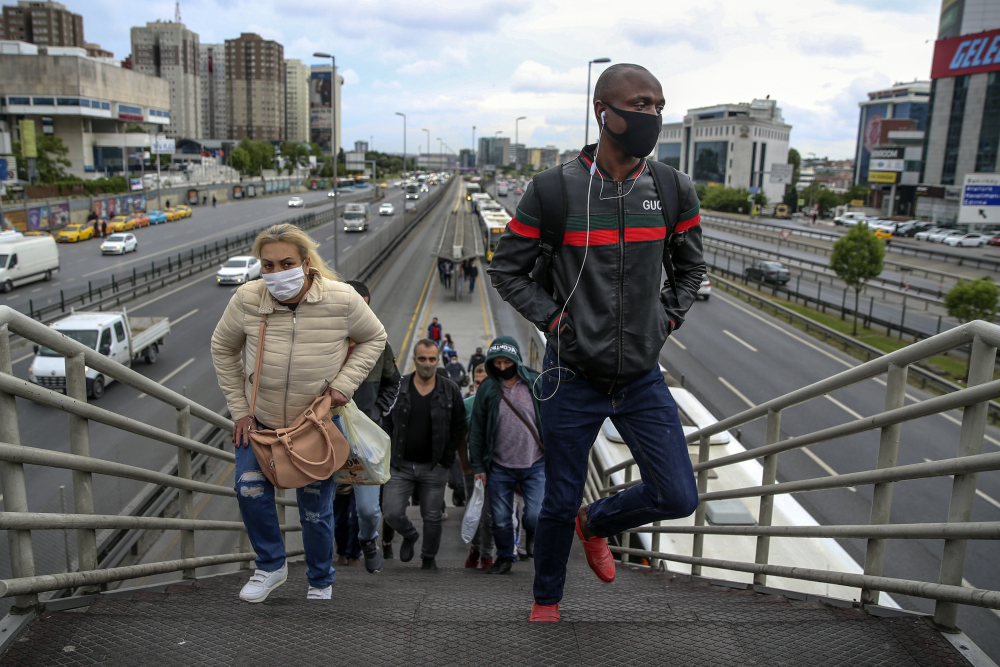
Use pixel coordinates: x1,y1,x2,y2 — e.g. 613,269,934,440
868,171,898,184
931,27,1000,79
50,203,69,228
188,189,199,205
870,147,904,172
233,185,243,199
27,206,48,231
310,70,332,154
959,173,1000,224
3,209,27,231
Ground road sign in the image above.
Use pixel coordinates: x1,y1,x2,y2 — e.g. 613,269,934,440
345,151,365,170
960,173,1000,224
151,138,175,154
797,198,805,206
769,163,793,184
850,199,865,206
780,229,792,240
749,187,761,194
19,120,36,158
747,195,755,202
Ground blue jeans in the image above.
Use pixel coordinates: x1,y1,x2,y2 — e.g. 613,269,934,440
234,415,345,589
488,459,545,562
333,484,382,559
533,348,699,605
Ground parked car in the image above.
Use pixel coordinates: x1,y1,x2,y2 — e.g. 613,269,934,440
57,224,95,243
928,229,964,244
129,213,150,228
914,227,945,241
216,255,262,285
163,208,183,221
100,233,138,255
288,196,304,208
869,227,893,241
987,233,1000,246
146,210,168,225
108,216,135,233
379,202,395,216
834,212,868,227
697,277,712,301
943,232,987,247
174,205,192,218
745,261,791,284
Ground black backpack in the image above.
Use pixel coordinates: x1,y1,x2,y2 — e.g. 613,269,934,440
528,160,686,299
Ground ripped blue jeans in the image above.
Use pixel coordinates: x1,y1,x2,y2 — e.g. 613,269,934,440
234,415,343,588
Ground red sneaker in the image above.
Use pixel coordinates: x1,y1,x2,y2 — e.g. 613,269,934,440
529,602,560,622
480,556,494,572
575,515,616,583
465,547,481,569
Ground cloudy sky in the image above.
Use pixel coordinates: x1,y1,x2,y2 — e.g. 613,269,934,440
79,0,940,159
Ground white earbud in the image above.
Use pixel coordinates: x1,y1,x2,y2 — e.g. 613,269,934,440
601,111,606,125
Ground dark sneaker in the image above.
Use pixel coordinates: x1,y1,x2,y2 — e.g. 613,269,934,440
400,534,419,563
526,530,535,558
421,557,438,571
382,540,394,560
518,553,532,562
360,538,383,574
465,547,481,569
487,558,513,575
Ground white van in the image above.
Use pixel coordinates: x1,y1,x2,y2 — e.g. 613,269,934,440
0,231,60,293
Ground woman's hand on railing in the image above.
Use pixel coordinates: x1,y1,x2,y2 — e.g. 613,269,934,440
324,386,349,408
233,416,252,448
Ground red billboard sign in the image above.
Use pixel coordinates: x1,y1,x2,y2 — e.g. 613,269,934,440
931,28,1000,79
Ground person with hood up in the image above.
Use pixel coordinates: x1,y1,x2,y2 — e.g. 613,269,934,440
468,336,545,575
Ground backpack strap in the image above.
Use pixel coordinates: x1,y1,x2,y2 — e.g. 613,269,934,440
531,165,568,262
647,161,684,301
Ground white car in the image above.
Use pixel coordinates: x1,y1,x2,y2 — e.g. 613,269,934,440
100,233,137,255
327,189,337,198
697,277,712,301
943,232,987,247
834,212,867,227
216,256,262,286
915,227,945,241
288,197,304,208
928,229,963,243
379,202,395,216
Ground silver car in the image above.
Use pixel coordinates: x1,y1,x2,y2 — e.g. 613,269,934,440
379,202,395,216
216,256,262,285
288,196,304,208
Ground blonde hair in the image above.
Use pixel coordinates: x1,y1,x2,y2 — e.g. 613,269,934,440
252,223,338,281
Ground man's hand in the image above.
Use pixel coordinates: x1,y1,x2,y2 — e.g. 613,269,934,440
325,386,349,408
475,472,487,486
233,416,252,448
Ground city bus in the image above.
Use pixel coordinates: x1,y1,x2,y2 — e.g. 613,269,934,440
481,210,509,262
336,177,356,192
353,176,370,190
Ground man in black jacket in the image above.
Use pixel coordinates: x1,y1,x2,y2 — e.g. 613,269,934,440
381,339,466,571
489,64,702,622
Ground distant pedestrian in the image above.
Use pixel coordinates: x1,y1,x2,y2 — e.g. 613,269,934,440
212,195,217,207
382,340,467,570
445,351,466,386
438,259,447,286
100,219,107,237
467,347,486,374
459,363,494,571
203,195,208,205
811,211,817,224
443,260,453,289
165,199,171,209
467,259,479,293
468,336,545,576
456,261,465,295
442,334,455,360
427,317,442,345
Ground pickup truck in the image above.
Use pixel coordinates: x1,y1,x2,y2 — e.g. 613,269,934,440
28,309,170,399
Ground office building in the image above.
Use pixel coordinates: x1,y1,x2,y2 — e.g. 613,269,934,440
199,43,227,140
226,33,285,141
478,136,510,167
131,21,201,139
510,143,527,168
353,140,368,153
283,58,309,144
459,148,475,169
0,43,170,178
559,149,578,164
918,0,1000,226
309,64,341,154
1,0,82,47
657,98,792,204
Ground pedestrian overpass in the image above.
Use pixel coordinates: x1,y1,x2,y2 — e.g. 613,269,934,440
0,305,997,665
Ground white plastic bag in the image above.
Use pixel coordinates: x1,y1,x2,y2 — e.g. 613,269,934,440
333,401,391,485
461,479,485,544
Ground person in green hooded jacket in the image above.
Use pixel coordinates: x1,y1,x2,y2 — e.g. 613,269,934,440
468,336,545,575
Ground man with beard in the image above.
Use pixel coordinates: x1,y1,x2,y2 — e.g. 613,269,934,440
381,339,467,570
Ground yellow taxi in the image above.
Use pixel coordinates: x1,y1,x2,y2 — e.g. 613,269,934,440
175,205,193,218
872,228,893,241
379,182,388,189
164,208,183,222
109,215,135,232
57,223,95,243
24,231,52,237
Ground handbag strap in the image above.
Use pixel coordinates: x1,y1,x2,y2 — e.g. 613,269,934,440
497,381,544,450
248,315,268,421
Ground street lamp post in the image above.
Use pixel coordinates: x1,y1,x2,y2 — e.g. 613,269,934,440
422,129,430,171
314,51,340,274
395,112,406,177
437,137,443,170
515,116,526,174
585,57,611,147
472,126,476,169
494,131,503,198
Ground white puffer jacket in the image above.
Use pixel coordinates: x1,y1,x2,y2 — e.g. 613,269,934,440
211,270,387,428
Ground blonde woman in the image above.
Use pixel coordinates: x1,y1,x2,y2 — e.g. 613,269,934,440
211,223,386,602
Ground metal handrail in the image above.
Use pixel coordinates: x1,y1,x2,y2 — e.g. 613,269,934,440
589,318,1000,630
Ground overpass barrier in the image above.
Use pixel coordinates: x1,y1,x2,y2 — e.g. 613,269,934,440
581,318,1000,631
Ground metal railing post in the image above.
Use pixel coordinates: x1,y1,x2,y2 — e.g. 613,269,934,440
753,408,781,586
65,352,99,594
619,465,633,563
239,531,252,571
861,362,908,607
0,325,38,611
176,402,195,578
691,434,711,576
934,336,996,629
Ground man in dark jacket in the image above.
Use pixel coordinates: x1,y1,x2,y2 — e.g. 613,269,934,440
467,347,486,373
468,336,544,576
488,64,701,622
382,339,466,570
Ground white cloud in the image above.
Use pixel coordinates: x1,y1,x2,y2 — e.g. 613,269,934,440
246,24,284,43
397,47,469,75
510,61,591,95
341,68,361,85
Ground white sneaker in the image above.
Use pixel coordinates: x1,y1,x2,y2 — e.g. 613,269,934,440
239,564,287,603
307,585,332,600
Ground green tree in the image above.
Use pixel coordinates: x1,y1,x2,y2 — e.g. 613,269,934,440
830,224,886,335
701,186,765,213
12,135,72,183
783,148,801,209
944,277,999,381
799,182,840,216
229,146,251,173
840,184,871,207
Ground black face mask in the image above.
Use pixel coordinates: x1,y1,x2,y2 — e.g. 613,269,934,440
602,103,662,159
496,364,518,381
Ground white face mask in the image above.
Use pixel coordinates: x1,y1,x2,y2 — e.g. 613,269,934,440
262,266,306,302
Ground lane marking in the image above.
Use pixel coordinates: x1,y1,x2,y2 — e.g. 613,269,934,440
398,260,438,372
824,394,864,420
128,273,217,311
477,267,491,340
30,288,43,293
670,337,686,350
170,308,199,327
923,458,1000,511
723,329,758,352
718,376,755,409
800,447,857,492
137,357,196,399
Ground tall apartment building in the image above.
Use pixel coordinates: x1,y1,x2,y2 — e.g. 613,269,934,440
284,58,309,143
354,140,368,152
478,136,510,167
199,43,227,140
227,33,285,141
309,64,341,154
130,21,201,139
1,0,83,47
